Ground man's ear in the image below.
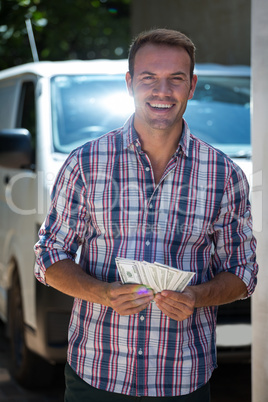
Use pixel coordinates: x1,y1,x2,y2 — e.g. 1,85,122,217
188,74,198,100
126,72,133,97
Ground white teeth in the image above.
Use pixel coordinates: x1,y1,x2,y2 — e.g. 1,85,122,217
150,103,173,109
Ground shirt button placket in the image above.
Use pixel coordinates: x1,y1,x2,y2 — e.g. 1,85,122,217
137,311,146,394
144,200,154,261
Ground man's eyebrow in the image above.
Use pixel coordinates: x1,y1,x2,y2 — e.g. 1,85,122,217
138,71,187,77
138,71,156,76
170,71,187,76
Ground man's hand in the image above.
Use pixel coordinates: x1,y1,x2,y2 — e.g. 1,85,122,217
154,271,248,321
154,287,196,321
107,282,154,315
45,260,154,315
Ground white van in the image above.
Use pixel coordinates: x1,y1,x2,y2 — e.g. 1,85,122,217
0,59,134,387
0,61,251,387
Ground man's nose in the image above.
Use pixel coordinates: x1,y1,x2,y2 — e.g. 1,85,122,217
152,79,172,96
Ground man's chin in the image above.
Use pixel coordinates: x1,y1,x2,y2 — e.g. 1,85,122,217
146,117,176,131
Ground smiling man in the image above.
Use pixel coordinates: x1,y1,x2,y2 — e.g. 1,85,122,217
127,45,196,131
126,43,197,185
34,29,258,402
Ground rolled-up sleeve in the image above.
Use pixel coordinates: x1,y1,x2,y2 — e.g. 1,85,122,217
211,163,258,296
34,148,88,285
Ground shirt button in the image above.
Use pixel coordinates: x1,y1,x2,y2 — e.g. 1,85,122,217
145,167,150,171
149,204,153,209
138,349,143,355
140,315,145,321
146,240,150,246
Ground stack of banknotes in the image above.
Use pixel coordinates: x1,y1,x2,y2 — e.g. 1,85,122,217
115,257,195,294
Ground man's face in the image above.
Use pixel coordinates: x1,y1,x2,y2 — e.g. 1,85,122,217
126,44,197,134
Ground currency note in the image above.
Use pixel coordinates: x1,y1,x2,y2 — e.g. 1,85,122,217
116,258,195,293
115,258,142,284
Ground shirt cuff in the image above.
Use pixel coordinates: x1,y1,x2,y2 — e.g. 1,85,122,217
34,250,75,286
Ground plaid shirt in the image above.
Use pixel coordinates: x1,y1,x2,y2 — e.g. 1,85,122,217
34,115,258,396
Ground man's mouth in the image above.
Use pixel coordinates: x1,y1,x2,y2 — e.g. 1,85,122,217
148,103,174,110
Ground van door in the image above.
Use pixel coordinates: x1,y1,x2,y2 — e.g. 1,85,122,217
0,77,36,319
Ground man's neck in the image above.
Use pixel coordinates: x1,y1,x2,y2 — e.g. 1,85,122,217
134,122,183,184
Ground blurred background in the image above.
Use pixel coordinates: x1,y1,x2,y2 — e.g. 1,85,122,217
0,0,250,70
0,1,260,401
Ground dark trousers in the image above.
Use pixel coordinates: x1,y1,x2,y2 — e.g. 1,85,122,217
64,363,211,402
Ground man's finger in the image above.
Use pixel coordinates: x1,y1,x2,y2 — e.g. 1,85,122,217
111,283,154,298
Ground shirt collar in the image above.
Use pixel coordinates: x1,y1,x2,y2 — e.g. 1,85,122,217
179,119,190,157
122,114,190,158
122,114,137,150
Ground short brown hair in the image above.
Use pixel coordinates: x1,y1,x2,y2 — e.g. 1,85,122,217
128,28,196,80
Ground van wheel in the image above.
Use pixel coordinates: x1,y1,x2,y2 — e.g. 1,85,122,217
9,270,55,388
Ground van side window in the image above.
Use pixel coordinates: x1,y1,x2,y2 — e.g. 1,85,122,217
0,80,16,128
17,81,36,152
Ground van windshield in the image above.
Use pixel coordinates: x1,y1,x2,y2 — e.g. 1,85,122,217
184,75,251,158
51,74,134,153
51,74,250,158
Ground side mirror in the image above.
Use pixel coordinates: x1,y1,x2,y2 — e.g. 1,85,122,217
0,129,33,169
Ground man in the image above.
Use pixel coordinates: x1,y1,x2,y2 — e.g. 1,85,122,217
34,29,258,401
